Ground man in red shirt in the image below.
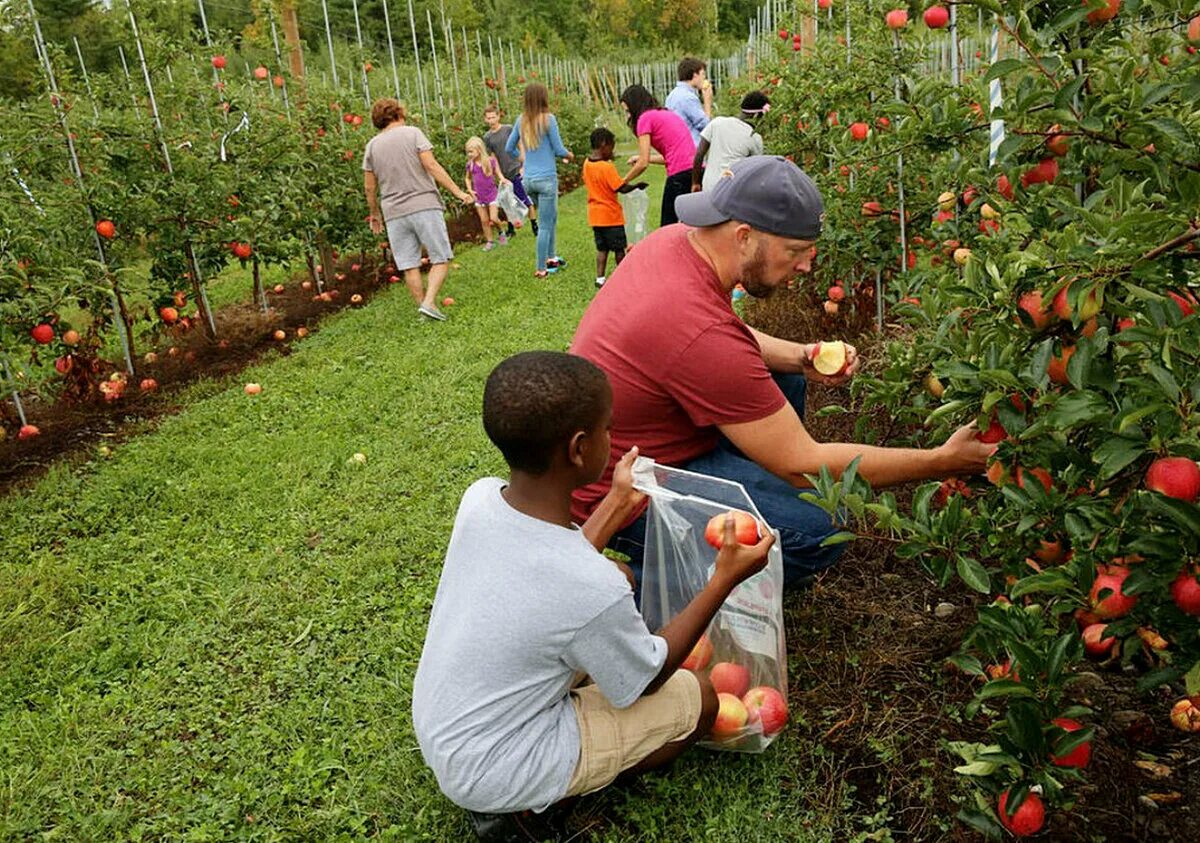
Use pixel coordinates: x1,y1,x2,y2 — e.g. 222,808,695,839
570,156,993,588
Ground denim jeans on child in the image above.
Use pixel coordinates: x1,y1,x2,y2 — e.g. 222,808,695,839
608,373,843,591
524,176,558,271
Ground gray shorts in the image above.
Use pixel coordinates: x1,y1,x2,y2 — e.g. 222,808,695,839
386,208,454,271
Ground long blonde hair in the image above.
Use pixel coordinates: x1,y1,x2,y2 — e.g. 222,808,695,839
465,136,494,177
519,83,551,151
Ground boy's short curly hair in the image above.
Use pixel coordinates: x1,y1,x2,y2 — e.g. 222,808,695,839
483,352,611,475
590,127,615,150
371,98,406,129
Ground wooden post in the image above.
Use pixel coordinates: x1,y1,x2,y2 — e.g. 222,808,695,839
282,1,305,80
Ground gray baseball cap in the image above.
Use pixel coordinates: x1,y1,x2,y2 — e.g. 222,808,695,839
675,155,824,240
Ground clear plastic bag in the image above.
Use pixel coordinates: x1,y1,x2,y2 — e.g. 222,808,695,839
620,187,650,245
496,182,528,226
632,457,788,753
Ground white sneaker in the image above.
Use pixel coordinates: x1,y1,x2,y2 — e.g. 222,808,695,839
595,276,605,288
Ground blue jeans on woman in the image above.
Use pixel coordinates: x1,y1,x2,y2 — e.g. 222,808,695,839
608,373,844,591
524,176,558,271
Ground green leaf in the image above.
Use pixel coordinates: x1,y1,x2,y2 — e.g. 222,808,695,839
985,59,1026,83
1141,492,1200,538
978,679,1034,700
819,531,857,547
1186,660,1200,696
957,556,992,594
1011,569,1076,598
1046,632,1079,683
954,760,999,776
1093,435,1147,479
1146,117,1191,146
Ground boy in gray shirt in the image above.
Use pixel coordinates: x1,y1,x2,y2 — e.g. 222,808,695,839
412,351,774,841
483,105,538,237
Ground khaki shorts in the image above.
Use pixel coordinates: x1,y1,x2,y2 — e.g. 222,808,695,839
564,670,702,798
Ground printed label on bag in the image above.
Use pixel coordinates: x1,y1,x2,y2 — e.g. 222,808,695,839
718,610,777,659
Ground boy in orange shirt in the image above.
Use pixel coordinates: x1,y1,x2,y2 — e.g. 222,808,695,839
583,128,647,288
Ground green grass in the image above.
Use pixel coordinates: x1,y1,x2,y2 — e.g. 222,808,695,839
0,165,851,841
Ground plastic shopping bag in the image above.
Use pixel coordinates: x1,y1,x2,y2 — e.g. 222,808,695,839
496,182,528,226
620,187,650,245
632,457,787,753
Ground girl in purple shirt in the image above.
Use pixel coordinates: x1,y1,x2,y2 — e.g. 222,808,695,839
619,85,697,227
465,136,507,250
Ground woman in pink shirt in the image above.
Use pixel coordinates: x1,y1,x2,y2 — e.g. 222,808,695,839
619,84,697,227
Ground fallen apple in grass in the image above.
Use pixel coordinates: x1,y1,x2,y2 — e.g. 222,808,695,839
18,424,40,440
809,341,849,376
997,789,1045,837
442,296,456,306
1145,457,1200,503
827,286,845,302
712,693,748,738
823,300,839,315
709,662,751,698
31,323,54,344
1170,696,1200,732
704,510,760,549
273,329,286,341
140,378,158,392
681,633,714,671
742,686,788,736
244,383,262,395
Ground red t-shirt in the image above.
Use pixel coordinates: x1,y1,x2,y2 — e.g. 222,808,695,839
569,224,786,527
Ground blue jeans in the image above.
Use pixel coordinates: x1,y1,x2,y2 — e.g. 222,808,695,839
609,373,844,591
524,176,558,271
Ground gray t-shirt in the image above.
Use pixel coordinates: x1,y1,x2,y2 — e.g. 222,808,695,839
699,116,764,192
484,125,521,180
362,124,444,221
413,478,667,813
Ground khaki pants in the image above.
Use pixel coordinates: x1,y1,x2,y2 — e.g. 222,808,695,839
564,670,702,797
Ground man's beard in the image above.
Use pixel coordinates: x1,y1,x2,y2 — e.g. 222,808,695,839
738,241,774,298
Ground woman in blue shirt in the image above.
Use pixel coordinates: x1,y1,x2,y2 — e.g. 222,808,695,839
506,83,575,277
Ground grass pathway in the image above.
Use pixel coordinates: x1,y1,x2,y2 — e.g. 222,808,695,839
0,166,846,841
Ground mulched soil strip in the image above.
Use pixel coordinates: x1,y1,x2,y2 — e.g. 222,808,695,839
0,187,565,496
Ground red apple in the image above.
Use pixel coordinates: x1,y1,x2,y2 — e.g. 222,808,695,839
976,416,1007,444
95,219,116,239
30,323,54,344
1169,289,1198,317
17,424,40,440
743,686,788,736
682,633,714,671
709,662,751,698
1085,0,1119,25
140,378,158,392
1017,290,1053,330
827,286,845,302
861,201,884,217
1090,565,1137,619
998,790,1045,837
1052,282,1101,321
244,383,262,395
1021,157,1059,187
254,66,269,80
712,693,748,738
1047,345,1075,385
442,296,455,306
849,122,869,141
704,510,760,549
885,8,908,29
1145,456,1200,502
1049,717,1091,768
1189,15,1200,43
211,55,226,70
159,306,178,324
273,329,286,341
809,341,849,376
1170,565,1200,616
54,356,73,375
923,5,949,29
996,174,1014,201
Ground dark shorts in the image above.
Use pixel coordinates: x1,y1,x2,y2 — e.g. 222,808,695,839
593,225,628,252
507,173,533,207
